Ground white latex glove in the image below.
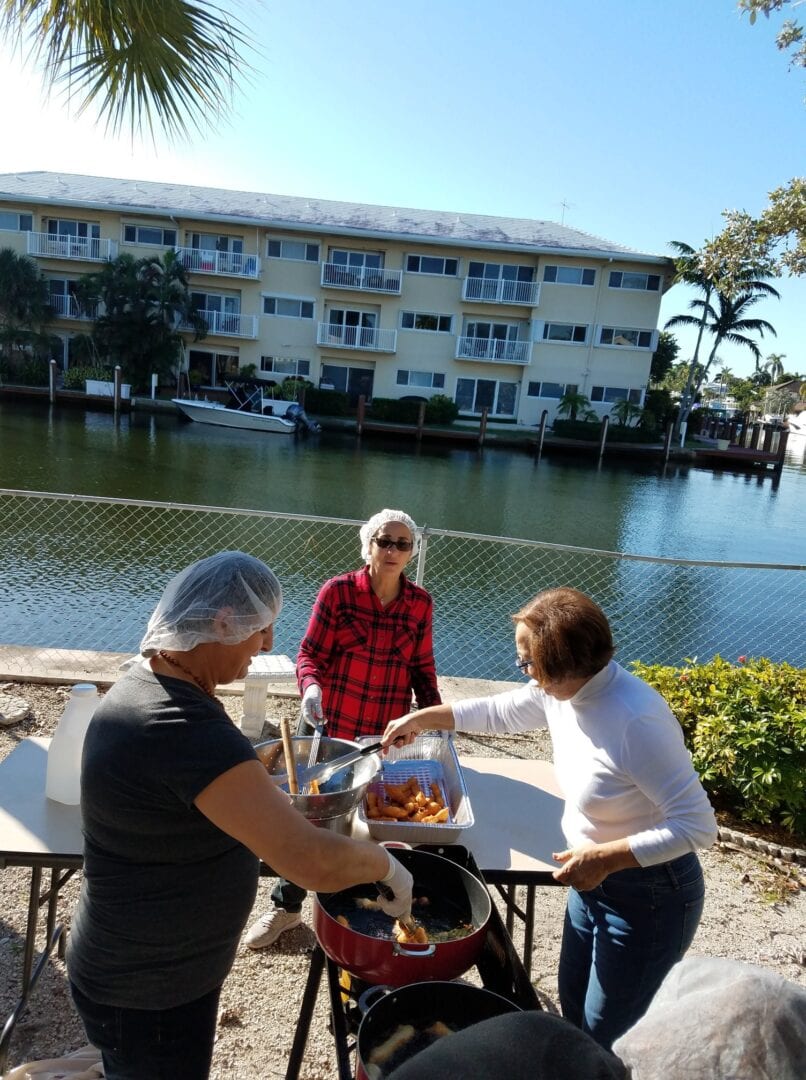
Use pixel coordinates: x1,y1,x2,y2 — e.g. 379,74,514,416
375,851,414,921
301,684,324,726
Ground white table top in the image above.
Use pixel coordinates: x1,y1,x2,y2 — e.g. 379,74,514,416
0,737,83,865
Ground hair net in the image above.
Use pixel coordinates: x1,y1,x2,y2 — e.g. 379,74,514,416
359,508,420,563
140,551,283,656
612,956,806,1080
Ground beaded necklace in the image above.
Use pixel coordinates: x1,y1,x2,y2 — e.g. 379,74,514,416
157,650,216,697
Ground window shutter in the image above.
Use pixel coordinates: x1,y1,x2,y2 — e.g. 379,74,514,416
531,319,545,342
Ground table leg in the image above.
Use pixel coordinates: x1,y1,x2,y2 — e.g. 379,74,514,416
325,959,355,1080
523,886,536,978
285,946,325,1080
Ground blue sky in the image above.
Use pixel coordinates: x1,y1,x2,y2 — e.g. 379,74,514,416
0,0,803,379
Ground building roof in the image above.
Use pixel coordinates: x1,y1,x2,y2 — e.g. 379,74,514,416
0,170,671,266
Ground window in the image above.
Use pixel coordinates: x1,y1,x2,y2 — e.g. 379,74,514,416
526,381,578,399
468,261,534,283
267,239,320,262
189,232,242,254
542,323,587,344
123,224,177,246
263,296,314,319
590,386,643,404
47,219,100,240
400,311,453,333
543,265,595,286
608,270,661,291
406,253,458,276
396,369,446,389
599,326,654,348
330,249,382,269
455,377,517,417
187,348,239,387
0,211,32,232
260,356,311,377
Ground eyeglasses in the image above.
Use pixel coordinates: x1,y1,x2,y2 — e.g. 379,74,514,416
514,656,532,672
372,537,413,551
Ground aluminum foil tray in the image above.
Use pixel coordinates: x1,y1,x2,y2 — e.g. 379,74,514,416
356,733,474,843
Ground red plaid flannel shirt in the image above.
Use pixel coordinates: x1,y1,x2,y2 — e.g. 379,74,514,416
296,566,441,740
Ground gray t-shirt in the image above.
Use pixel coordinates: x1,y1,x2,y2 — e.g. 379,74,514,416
67,665,259,1009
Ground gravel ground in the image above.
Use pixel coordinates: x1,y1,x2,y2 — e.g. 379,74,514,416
1,680,804,1078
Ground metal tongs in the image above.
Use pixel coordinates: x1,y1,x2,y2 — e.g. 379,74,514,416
271,740,384,792
302,711,325,795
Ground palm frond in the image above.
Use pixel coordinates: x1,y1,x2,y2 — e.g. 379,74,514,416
0,0,253,140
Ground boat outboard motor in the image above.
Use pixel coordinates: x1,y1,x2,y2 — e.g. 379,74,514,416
285,402,321,434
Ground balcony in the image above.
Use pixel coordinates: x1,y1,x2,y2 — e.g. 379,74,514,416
184,310,258,339
28,231,117,263
320,262,402,294
461,277,540,306
176,247,261,279
49,295,95,320
317,322,397,353
456,336,532,365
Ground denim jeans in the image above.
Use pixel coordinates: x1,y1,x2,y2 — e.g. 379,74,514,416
70,982,222,1080
558,851,705,1051
271,877,306,913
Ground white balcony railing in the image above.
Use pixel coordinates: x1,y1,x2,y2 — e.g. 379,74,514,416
317,322,397,352
320,262,402,294
28,231,117,262
455,336,532,365
49,294,95,320
461,277,540,306
184,310,258,338
175,247,261,279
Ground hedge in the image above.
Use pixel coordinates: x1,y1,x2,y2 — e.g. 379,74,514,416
633,656,806,837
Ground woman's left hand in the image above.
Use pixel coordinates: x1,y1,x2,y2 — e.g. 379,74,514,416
551,838,638,890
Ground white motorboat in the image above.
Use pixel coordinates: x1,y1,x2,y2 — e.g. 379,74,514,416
785,411,806,437
173,380,320,435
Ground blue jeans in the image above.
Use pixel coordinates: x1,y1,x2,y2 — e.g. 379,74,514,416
271,877,306,913
558,852,705,1050
70,982,221,1080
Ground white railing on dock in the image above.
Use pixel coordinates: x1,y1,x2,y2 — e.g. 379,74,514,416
320,262,402,294
27,232,117,262
462,277,540,305
456,336,532,364
175,247,261,279
316,322,397,352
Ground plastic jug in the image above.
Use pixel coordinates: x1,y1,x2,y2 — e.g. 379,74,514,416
45,682,100,804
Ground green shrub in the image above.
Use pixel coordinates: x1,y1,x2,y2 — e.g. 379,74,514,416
368,397,424,423
303,387,350,416
15,357,50,386
425,394,459,425
63,365,113,390
632,656,806,836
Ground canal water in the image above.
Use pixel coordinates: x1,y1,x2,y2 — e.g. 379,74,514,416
2,400,805,563
1,400,804,674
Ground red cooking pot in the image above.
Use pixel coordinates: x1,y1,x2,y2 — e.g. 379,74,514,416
355,980,522,1080
314,847,491,986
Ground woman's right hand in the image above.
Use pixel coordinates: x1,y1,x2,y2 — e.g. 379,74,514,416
381,713,422,749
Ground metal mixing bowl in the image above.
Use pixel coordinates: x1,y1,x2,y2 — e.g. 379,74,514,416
255,736,381,829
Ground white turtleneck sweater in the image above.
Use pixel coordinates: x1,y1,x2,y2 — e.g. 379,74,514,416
452,660,717,866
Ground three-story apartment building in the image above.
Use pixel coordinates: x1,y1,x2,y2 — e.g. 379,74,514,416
0,172,673,424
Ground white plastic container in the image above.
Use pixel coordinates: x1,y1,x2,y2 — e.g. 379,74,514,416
241,654,296,739
45,682,100,804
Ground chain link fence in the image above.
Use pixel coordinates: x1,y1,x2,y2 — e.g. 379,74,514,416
1,488,804,682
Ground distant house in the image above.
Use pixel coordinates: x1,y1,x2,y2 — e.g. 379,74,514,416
0,171,674,425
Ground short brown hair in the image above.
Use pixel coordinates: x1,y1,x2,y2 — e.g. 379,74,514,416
512,587,615,685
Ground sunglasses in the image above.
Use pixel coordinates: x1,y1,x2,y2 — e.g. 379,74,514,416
372,537,413,551
514,656,532,672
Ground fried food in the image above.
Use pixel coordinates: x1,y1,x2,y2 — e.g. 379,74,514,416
367,1024,417,1066
366,773,451,826
394,920,428,945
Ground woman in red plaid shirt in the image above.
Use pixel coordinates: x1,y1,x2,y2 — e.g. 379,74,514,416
245,508,441,948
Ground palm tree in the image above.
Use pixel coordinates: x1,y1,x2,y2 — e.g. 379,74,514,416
0,0,251,139
556,389,592,422
0,247,53,377
610,399,643,427
763,353,786,384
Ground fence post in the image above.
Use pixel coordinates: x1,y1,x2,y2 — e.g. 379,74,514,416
49,360,58,404
414,526,429,587
113,365,122,413
356,394,365,436
535,410,548,461
598,415,609,461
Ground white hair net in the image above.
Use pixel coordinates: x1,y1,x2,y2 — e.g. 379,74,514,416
359,508,420,563
140,551,283,656
612,956,806,1080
